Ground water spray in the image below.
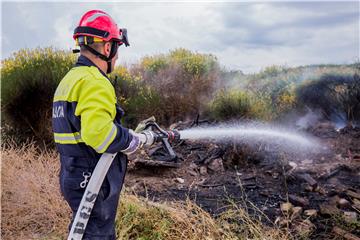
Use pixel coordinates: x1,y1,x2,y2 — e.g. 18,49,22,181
178,123,319,150
149,121,319,152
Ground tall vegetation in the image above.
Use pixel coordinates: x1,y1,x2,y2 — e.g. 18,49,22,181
296,73,360,125
1,48,76,144
217,64,360,122
209,89,253,121
1,47,359,143
112,48,221,127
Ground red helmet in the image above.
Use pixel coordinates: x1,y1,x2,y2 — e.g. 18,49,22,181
73,10,129,46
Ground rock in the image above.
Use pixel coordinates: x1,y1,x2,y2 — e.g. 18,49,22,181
291,207,303,220
332,226,360,240
337,198,351,209
298,173,317,189
288,194,309,207
200,166,207,175
304,209,318,218
343,211,358,223
280,202,293,213
175,177,185,184
207,158,224,173
319,203,341,216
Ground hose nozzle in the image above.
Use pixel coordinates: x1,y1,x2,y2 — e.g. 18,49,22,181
166,129,180,142
143,121,179,161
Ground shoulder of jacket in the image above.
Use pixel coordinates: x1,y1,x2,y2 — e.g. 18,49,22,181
87,66,107,80
61,66,92,82
79,66,113,87
66,66,98,79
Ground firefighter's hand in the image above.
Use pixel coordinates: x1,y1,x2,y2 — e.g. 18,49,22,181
134,116,156,133
122,129,154,155
129,129,155,152
130,130,155,147
140,130,156,146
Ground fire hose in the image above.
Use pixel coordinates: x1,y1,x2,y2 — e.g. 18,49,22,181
67,121,180,240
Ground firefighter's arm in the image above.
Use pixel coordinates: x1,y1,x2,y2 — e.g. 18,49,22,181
75,79,134,153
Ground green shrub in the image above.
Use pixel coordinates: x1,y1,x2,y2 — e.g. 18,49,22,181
209,89,252,121
110,67,165,128
141,55,169,73
1,47,76,143
123,48,221,126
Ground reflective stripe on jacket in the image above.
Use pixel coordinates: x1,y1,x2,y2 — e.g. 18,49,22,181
52,55,132,157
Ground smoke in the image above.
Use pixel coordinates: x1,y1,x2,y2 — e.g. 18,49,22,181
216,65,320,92
296,66,318,83
203,63,359,136
296,72,360,129
330,111,347,130
295,108,323,130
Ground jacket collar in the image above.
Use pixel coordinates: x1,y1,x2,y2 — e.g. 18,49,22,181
75,55,108,78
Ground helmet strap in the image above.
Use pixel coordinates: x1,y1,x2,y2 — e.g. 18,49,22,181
107,61,112,74
82,41,119,74
83,44,108,61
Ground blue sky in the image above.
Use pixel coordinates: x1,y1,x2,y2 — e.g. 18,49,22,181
1,1,359,73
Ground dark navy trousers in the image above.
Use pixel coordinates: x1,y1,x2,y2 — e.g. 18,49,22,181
59,154,128,239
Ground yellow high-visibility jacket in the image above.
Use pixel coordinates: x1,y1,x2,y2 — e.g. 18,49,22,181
52,55,132,157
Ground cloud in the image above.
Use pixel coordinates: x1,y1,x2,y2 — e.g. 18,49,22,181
206,2,359,72
216,2,359,48
1,2,359,73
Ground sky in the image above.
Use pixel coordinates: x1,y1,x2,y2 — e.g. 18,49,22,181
1,1,359,73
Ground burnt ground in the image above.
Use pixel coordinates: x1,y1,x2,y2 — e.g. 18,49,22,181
125,122,360,239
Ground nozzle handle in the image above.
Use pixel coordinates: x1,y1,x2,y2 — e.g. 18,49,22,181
143,121,178,160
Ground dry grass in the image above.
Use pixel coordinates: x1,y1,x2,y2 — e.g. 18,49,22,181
1,141,70,239
1,141,288,240
217,200,290,240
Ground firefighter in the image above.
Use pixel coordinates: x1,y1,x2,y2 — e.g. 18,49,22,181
52,10,152,239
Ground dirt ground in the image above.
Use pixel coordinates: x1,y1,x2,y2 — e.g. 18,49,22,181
125,122,360,239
